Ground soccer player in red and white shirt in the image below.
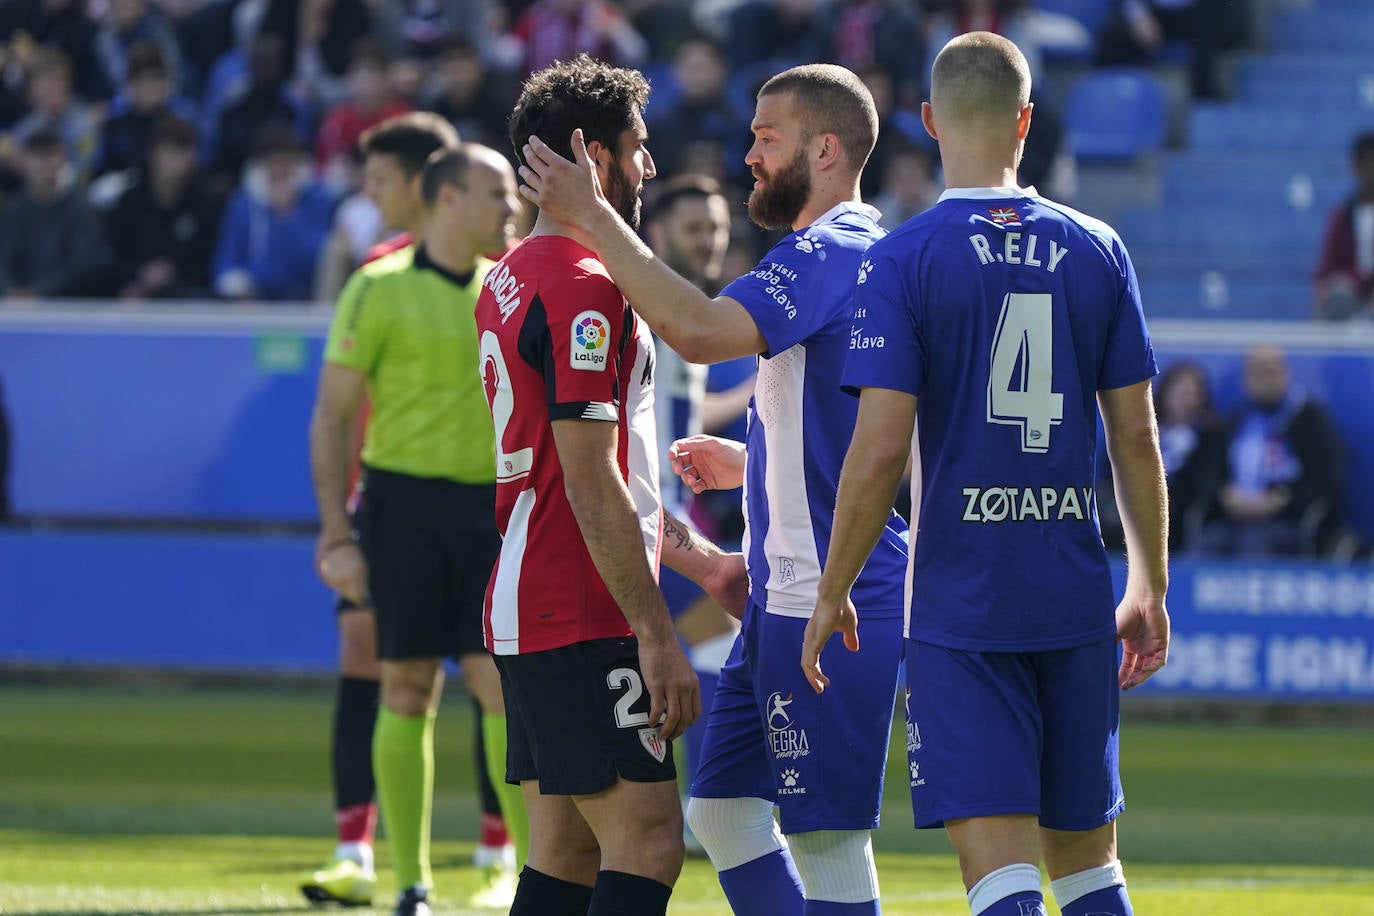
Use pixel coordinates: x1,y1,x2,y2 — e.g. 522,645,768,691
475,56,746,916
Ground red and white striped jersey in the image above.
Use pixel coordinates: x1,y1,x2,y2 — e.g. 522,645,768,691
475,235,662,655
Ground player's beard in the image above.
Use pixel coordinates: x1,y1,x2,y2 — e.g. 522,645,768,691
748,147,811,231
604,158,642,231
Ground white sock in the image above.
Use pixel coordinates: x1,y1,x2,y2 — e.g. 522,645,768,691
685,796,789,872
787,829,880,903
967,862,1041,915
334,840,373,873
1050,861,1126,909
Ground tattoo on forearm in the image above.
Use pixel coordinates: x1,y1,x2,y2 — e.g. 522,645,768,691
664,516,694,552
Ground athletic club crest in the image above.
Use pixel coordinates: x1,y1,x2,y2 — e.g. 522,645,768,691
638,727,667,763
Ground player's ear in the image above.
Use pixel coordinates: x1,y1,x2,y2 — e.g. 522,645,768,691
1016,102,1033,141
815,132,842,171
921,102,938,141
584,138,611,174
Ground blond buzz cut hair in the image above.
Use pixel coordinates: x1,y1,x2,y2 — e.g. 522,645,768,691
930,31,1032,129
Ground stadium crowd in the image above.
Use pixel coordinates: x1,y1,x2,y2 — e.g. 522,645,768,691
0,0,1250,305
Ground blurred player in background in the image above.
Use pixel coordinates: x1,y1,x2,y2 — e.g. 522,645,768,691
301,111,463,910
518,62,907,916
643,175,742,830
310,142,526,916
805,32,1170,916
478,55,747,916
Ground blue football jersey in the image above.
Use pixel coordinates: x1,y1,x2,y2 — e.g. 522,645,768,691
722,203,908,619
842,187,1157,650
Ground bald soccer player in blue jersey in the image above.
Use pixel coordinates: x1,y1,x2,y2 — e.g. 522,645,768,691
518,64,906,916
804,32,1170,916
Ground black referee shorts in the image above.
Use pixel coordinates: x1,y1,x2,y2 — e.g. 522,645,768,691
355,466,499,660
495,637,677,796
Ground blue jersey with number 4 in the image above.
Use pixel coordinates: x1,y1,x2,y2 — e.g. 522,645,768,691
842,187,1157,651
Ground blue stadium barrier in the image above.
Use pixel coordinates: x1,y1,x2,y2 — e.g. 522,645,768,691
0,305,328,523
1120,557,1374,702
3,528,1370,702
0,528,335,672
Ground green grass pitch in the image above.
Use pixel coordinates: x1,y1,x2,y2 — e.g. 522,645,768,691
1,684,1372,915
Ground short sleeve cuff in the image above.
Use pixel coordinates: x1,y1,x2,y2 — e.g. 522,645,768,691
550,401,618,422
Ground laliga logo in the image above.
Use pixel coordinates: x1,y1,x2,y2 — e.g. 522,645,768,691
575,316,607,350
767,692,793,731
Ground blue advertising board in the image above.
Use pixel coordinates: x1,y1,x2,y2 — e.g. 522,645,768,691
1125,558,1374,701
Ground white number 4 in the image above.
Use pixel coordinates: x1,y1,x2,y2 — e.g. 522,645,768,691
987,293,1063,453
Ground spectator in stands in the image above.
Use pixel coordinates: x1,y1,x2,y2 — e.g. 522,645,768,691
1194,344,1346,557
726,0,826,68
1155,360,1224,549
871,139,938,230
94,43,193,179
1096,0,1247,100
856,64,930,201
373,0,486,61
507,0,648,77
214,125,336,302
822,0,925,103
7,46,97,176
646,35,745,181
261,0,375,106
1314,131,1374,321
94,0,183,98
422,38,512,150
107,115,222,301
0,0,111,102
0,129,109,299
208,32,304,191
315,41,412,188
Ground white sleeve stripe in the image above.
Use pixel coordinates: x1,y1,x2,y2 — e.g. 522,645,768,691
581,402,618,421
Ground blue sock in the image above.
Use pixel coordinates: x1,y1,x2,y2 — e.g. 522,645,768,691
805,900,880,915
978,893,1046,916
718,849,804,916
1060,884,1132,916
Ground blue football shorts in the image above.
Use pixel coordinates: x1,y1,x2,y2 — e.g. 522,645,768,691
904,636,1124,831
690,596,903,834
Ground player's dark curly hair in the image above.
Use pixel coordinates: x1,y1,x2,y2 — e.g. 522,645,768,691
508,53,650,176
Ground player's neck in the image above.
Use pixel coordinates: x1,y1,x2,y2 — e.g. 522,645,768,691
792,179,864,231
527,211,598,250
938,140,1021,192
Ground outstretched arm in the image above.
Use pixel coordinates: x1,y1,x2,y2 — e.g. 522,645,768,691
518,130,765,363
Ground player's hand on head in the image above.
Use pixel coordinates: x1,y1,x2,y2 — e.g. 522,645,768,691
317,537,368,606
1115,593,1169,691
517,129,606,223
668,435,745,494
638,637,700,742
801,595,859,694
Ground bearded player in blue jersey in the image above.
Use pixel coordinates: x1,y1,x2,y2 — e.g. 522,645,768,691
518,64,906,916
804,32,1170,916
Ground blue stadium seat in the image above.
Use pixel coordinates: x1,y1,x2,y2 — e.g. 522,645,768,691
1066,69,1166,160
1034,0,1115,34
1268,8,1374,53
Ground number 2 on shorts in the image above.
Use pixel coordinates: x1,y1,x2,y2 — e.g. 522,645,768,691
607,666,650,729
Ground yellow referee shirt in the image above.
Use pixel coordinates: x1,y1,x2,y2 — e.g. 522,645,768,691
324,245,495,484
